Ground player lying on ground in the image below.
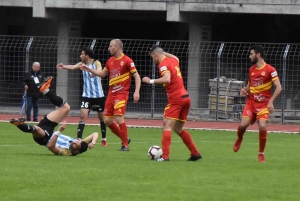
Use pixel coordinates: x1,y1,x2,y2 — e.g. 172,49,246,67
10,76,99,156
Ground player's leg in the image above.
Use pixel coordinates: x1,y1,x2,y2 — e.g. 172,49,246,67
26,96,32,121
173,98,201,161
77,97,90,139
257,107,269,162
156,117,176,161
93,97,107,146
10,118,47,140
104,94,123,141
113,93,130,151
233,100,253,152
39,76,70,123
32,97,40,122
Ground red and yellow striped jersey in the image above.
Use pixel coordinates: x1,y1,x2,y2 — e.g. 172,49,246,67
248,63,278,102
104,54,137,94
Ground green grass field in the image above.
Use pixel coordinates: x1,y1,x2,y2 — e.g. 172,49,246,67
1,122,300,201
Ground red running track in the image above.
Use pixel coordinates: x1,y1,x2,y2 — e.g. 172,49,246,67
1,114,299,133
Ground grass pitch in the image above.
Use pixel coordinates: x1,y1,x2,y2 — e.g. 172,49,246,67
0,122,299,201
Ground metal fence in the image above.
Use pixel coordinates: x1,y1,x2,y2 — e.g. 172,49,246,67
0,35,299,123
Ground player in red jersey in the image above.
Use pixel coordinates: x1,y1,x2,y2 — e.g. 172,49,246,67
142,45,201,162
233,45,282,162
81,39,141,151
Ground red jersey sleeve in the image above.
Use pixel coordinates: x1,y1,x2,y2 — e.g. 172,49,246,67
268,65,279,81
158,58,170,77
126,57,137,74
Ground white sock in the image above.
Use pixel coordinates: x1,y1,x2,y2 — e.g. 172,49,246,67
102,138,106,141
258,152,264,155
42,89,49,94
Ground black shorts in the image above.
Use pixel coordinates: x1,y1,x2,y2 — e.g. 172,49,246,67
81,97,106,112
33,115,58,146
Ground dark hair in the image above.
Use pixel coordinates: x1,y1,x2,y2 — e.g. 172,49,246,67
149,45,162,55
250,45,265,59
79,141,88,154
82,47,94,59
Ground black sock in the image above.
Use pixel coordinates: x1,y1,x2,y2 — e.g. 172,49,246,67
101,120,106,139
17,124,36,133
77,121,85,139
45,91,65,107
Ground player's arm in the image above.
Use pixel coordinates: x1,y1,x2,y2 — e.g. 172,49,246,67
81,64,108,78
240,83,250,96
46,132,60,155
269,79,282,103
82,132,99,149
132,71,141,103
57,62,82,70
164,52,179,62
142,71,170,85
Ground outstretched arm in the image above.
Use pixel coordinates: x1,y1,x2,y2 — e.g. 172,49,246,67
57,62,82,70
81,65,108,78
142,72,171,85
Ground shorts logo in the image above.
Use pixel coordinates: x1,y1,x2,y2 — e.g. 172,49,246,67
246,110,252,116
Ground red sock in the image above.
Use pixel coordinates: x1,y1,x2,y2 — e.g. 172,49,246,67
179,130,199,156
162,130,172,159
259,130,267,153
237,126,246,140
119,122,128,147
108,122,122,139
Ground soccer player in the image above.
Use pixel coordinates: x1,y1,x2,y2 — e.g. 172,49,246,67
142,45,201,162
56,47,107,146
233,45,282,162
10,76,99,156
81,39,141,151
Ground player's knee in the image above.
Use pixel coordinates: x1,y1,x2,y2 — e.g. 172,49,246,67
104,118,113,126
63,103,70,112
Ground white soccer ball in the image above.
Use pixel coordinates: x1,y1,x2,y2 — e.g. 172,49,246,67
148,145,163,160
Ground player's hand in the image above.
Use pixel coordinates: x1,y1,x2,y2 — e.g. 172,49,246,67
58,121,67,132
57,63,64,69
24,85,28,91
240,87,249,96
142,77,150,84
88,142,96,149
267,101,275,114
133,92,140,103
81,64,90,71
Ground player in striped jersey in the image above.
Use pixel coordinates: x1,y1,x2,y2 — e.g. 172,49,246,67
81,39,141,151
57,47,107,146
233,45,282,162
10,76,99,156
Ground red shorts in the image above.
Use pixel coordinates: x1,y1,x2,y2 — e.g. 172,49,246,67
164,96,191,122
242,99,269,124
103,92,129,117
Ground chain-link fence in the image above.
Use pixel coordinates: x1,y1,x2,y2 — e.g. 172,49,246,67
0,35,298,123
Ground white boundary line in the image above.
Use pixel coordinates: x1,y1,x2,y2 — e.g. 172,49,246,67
0,120,299,134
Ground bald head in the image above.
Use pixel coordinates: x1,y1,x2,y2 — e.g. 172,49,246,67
111,39,123,49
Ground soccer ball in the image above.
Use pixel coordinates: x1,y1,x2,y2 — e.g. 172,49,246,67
148,145,163,160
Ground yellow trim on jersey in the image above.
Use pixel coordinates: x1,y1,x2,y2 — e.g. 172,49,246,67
114,100,126,109
130,69,137,74
103,115,115,118
250,81,272,93
164,116,187,122
255,63,266,70
58,148,72,156
109,72,130,86
161,70,170,76
272,77,278,81
257,108,269,116
164,104,170,110
94,60,102,69
116,54,124,60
